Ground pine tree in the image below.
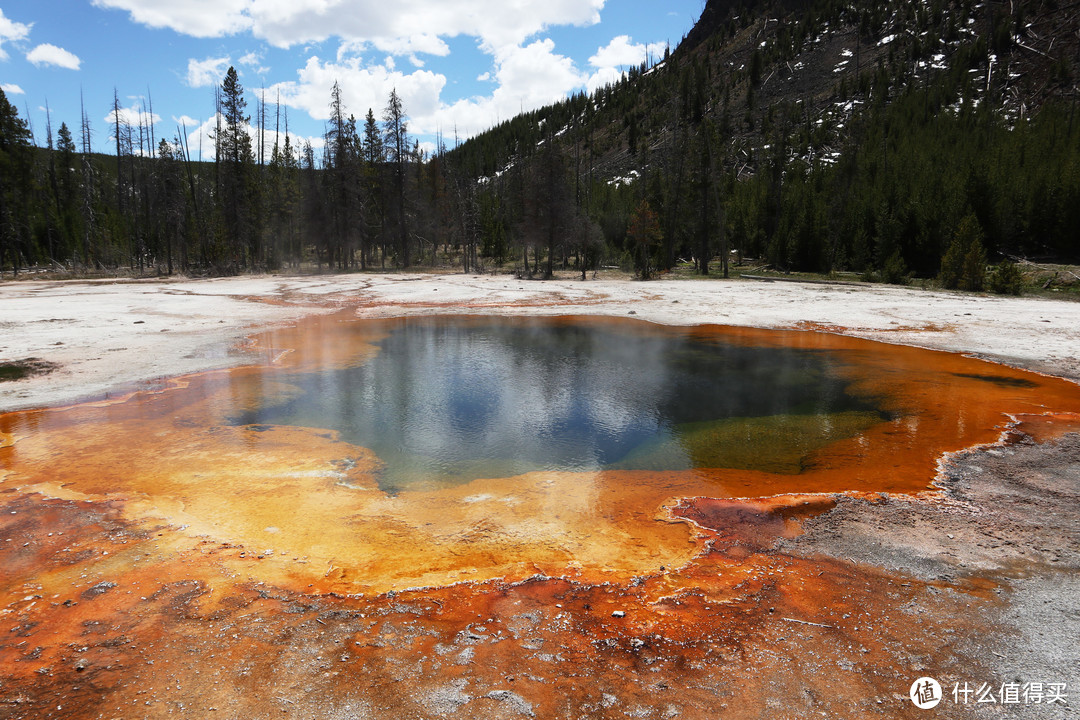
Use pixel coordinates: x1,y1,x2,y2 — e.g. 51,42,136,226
383,89,409,267
628,198,662,279
0,88,34,275
216,66,255,269
54,122,80,261
362,108,386,268
154,138,184,274
940,213,986,290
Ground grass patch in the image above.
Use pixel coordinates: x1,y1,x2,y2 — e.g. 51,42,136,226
0,358,59,382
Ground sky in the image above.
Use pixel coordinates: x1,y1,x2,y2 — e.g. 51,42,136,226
0,0,704,159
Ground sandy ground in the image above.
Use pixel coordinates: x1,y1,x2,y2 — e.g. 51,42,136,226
2,272,1079,412
1,272,1078,719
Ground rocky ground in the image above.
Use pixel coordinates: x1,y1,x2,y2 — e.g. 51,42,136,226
786,430,1080,719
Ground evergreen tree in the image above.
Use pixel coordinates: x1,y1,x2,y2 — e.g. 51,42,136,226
0,88,34,275
628,198,662,279
362,108,386,268
216,66,256,269
54,122,80,261
326,82,363,269
153,138,184,274
383,89,409,267
940,213,986,290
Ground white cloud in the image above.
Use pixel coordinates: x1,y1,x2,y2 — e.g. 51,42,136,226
26,43,81,70
434,39,584,137
239,50,270,75
371,33,449,58
266,34,588,141
174,114,201,128
99,103,165,155
335,39,366,62
179,116,217,160
89,0,604,52
416,139,438,157
178,112,324,162
91,0,253,38
268,55,446,127
1,83,25,95
186,56,232,87
86,0,622,140
490,39,584,110
585,35,649,93
104,102,162,129
0,8,32,61
268,34,591,141
588,35,645,69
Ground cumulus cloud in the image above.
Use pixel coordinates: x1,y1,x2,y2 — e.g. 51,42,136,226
589,34,645,69
585,35,648,93
104,102,162,128
86,0,634,140
27,43,81,70
91,0,253,38
489,39,584,111
268,32,604,141
0,8,32,61
174,114,202,129
371,33,449,58
1,83,25,95
268,55,445,126
186,56,232,87
433,39,584,137
178,112,324,162
94,0,675,143
90,0,604,51
239,50,270,75
265,34,589,141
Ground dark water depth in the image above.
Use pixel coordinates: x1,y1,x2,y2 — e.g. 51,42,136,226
226,317,886,492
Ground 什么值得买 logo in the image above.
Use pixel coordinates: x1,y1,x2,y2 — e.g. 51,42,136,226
910,677,942,709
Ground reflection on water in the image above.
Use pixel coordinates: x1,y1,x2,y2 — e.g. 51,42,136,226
3,313,1080,594
226,318,885,491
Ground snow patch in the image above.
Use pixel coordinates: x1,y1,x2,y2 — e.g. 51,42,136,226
607,169,640,187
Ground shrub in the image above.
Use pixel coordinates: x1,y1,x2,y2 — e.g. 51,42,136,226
879,249,911,285
988,261,1024,295
940,213,986,291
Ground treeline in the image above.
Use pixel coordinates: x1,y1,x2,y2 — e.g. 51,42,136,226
455,71,1079,286
726,86,1080,282
0,69,479,276
3,0,1079,284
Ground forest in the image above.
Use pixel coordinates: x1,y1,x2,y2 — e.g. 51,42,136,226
1,0,1078,290
0,69,467,277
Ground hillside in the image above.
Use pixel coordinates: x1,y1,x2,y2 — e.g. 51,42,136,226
447,0,1080,281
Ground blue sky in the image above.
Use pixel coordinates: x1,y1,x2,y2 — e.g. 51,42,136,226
0,0,703,158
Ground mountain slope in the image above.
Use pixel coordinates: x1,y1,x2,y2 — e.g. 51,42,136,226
446,0,1080,279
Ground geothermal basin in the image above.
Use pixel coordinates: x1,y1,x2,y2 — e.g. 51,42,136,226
1,275,1078,719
